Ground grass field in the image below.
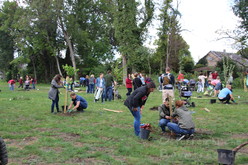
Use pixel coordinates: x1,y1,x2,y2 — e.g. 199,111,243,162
0,81,247,165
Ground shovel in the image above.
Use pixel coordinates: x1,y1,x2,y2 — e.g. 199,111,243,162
217,142,248,165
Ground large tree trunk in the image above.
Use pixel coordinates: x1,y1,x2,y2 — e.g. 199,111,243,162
122,55,127,85
165,34,170,69
55,54,63,77
32,58,37,80
59,17,77,80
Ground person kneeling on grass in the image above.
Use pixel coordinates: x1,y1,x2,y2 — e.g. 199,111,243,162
167,100,195,140
158,98,174,133
68,93,88,112
218,84,235,104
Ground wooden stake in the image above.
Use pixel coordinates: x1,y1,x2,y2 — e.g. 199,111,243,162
244,78,247,92
203,108,211,112
102,108,123,113
64,87,68,113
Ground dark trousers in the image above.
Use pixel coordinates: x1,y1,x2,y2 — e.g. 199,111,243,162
18,84,23,88
126,88,132,96
51,94,59,113
219,94,231,103
73,101,87,111
105,86,113,101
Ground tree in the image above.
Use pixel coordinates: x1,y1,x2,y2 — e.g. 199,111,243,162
232,0,248,59
113,0,154,84
156,0,192,73
0,1,20,79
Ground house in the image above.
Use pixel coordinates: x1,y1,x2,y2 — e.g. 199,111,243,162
200,50,248,68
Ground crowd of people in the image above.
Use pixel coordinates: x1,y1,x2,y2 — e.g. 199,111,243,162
7,75,37,91
6,68,247,139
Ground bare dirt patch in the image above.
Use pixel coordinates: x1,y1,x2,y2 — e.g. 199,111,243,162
58,132,81,142
65,157,107,164
231,133,248,139
5,136,38,149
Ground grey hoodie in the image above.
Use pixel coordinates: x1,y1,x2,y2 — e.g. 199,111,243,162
172,105,195,129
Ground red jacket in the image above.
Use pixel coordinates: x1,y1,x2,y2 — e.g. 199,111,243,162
126,78,132,88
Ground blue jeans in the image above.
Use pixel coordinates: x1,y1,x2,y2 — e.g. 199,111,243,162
10,84,14,91
86,85,90,93
159,119,170,132
89,84,94,93
130,107,141,136
51,94,59,113
32,83,35,89
167,122,194,135
105,86,113,101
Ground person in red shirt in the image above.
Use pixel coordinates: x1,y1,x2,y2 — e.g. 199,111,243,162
8,79,15,91
177,71,184,89
18,77,23,88
177,71,184,82
212,71,218,79
126,74,133,96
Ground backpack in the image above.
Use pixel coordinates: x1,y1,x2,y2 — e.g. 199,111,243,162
163,73,171,85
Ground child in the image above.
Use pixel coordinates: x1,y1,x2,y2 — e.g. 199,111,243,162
18,77,23,88
196,79,203,93
167,100,195,140
24,77,30,90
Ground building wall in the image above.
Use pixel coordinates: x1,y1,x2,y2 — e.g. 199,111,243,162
206,53,221,67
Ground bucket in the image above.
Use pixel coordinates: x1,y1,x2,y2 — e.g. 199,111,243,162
61,106,68,111
140,128,151,140
217,149,236,165
210,99,216,104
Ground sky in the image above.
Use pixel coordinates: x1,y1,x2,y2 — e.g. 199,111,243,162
146,0,240,63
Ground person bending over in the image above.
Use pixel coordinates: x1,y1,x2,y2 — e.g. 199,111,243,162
68,93,88,112
167,100,195,140
124,82,156,136
218,84,235,104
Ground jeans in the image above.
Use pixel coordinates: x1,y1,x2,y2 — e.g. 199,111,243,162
32,83,35,89
159,119,170,132
86,85,90,93
105,86,113,101
126,88,132,96
51,94,59,113
130,107,141,136
89,84,95,93
167,122,194,135
9,84,14,91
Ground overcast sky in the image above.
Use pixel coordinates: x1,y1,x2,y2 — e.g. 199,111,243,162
145,0,240,63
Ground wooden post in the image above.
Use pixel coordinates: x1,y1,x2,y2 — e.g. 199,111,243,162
244,78,247,92
64,88,68,113
168,93,173,135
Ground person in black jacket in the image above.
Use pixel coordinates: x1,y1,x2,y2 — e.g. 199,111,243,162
124,82,156,136
132,72,143,90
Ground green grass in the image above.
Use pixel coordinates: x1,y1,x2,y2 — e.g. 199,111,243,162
0,81,247,164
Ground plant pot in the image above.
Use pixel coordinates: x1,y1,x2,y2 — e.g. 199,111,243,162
210,99,216,104
61,106,68,111
140,128,151,140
